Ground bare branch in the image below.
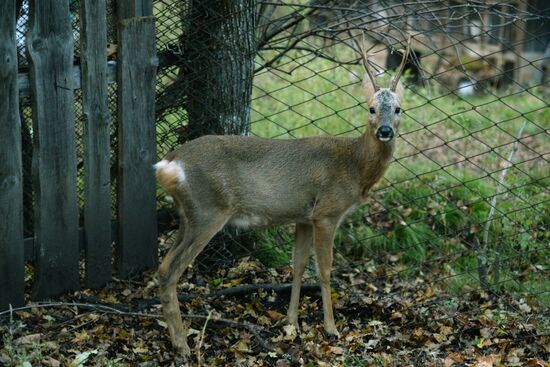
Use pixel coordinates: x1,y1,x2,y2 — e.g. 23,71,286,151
482,120,528,248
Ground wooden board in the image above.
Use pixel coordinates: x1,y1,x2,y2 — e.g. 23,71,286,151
0,0,24,310
116,17,158,276
81,0,112,289
117,0,153,19
28,0,80,299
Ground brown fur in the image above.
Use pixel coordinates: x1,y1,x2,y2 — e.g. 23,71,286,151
156,77,405,358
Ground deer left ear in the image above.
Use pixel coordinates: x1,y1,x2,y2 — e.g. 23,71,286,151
392,79,405,100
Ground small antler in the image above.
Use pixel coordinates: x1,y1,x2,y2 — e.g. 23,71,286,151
356,33,379,92
390,35,412,91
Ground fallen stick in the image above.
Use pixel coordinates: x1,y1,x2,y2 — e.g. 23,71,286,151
0,301,276,353
479,120,527,289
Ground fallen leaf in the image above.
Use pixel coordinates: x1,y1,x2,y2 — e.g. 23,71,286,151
266,310,284,319
475,354,501,367
443,357,455,367
283,324,296,336
15,333,41,345
43,356,61,367
327,346,345,355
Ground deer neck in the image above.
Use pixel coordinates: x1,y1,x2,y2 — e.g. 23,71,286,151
357,129,395,196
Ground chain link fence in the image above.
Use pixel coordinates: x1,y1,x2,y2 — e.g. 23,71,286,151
153,0,548,305
15,0,548,342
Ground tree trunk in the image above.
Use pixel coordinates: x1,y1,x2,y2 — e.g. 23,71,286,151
182,0,256,139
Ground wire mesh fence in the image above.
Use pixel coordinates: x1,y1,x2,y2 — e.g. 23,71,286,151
153,0,548,306
15,0,548,301
151,2,549,362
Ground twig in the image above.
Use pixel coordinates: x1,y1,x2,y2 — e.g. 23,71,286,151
196,310,213,366
134,282,323,311
482,120,527,247
480,120,527,289
0,301,275,353
199,282,322,299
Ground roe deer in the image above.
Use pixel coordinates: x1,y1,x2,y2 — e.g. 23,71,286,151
155,39,410,358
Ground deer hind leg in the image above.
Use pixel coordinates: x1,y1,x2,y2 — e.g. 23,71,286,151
287,222,313,329
158,213,229,357
312,218,339,337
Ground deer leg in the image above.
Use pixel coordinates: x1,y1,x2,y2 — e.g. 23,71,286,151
287,222,313,329
312,218,339,337
158,214,228,357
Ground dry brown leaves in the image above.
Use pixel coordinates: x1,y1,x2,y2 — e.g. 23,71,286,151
0,255,548,366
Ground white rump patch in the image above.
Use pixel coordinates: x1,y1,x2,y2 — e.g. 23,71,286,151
154,159,186,182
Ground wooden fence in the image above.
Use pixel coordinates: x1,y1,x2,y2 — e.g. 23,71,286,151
0,0,158,310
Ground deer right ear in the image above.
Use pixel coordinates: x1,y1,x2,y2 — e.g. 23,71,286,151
362,73,377,101
392,78,405,100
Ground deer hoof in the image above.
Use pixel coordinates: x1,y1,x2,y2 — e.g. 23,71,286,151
179,344,191,358
324,327,340,341
285,316,300,332
172,336,191,359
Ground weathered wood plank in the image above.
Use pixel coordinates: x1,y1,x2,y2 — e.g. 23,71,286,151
18,62,117,98
81,0,112,289
28,0,80,299
0,0,25,310
117,0,153,19
116,17,158,276
23,209,177,262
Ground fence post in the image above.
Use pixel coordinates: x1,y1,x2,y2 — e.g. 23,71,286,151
0,0,24,310
116,15,158,276
80,0,112,289
28,0,80,299
118,0,153,18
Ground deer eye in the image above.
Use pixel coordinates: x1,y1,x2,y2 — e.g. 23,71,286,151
369,107,376,114
395,107,401,114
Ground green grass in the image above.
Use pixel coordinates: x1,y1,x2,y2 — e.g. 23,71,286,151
254,227,293,267
249,49,549,305
153,46,548,305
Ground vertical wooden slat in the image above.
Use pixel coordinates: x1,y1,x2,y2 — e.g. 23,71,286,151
0,0,24,310
28,0,79,299
118,0,153,19
81,0,112,288
116,17,158,276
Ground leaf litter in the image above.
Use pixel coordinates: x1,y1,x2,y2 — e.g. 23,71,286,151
1,243,548,366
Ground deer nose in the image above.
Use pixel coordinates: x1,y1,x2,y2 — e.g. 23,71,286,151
376,126,394,142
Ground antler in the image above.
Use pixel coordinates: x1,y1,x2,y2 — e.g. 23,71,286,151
390,35,412,91
356,33,380,92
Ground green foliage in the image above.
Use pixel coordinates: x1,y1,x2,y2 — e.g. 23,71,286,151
254,228,292,267
247,48,549,301
250,60,548,296
1,322,44,367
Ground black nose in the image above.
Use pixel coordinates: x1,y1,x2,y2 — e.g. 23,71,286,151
376,126,394,141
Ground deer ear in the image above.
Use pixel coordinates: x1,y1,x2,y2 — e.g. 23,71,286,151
392,78,405,100
362,73,377,101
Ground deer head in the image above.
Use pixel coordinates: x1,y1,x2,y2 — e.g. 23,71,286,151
359,37,410,143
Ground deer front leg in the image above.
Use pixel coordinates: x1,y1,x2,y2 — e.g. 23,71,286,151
312,218,339,337
287,222,313,329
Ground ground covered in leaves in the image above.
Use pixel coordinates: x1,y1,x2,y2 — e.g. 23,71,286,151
1,246,548,366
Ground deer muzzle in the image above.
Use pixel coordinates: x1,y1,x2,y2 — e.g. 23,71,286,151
376,125,395,142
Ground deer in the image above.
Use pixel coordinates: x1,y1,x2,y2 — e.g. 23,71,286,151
155,38,411,358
